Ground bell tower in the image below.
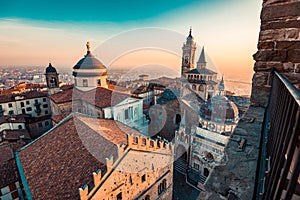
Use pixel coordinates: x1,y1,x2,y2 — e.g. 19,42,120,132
45,63,60,95
181,28,197,75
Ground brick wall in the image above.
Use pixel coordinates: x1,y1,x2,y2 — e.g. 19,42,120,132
251,0,300,106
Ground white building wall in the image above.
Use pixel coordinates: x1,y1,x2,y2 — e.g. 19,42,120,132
75,75,108,91
0,122,25,132
0,96,51,117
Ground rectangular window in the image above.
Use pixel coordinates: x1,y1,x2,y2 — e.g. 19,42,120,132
43,104,48,108
141,174,146,182
45,110,49,115
194,163,199,170
43,97,47,102
35,99,38,104
26,100,30,105
45,121,50,126
38,122,43,128
8,103,13,108
83,79,88,87
125,109,129,120
8,110,14,115
9,183,17,191
26,107,32,111
11,191,19,199
117,192,122,200
97,79,101,86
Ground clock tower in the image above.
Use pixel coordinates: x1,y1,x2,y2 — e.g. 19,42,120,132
181,28,197,75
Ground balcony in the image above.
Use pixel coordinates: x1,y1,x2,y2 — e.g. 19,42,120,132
255,70,300,200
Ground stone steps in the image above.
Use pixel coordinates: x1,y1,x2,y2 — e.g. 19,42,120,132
174,158,187,175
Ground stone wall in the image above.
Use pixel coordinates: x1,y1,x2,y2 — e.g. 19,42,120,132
251,0,300,106
204,0,300,199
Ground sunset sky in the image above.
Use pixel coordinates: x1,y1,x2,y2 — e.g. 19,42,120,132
0,0,262,85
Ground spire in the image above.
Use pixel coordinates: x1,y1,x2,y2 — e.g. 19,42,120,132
197,47,207,68
218,75,225,95
187,27,193,41
198,47,206,63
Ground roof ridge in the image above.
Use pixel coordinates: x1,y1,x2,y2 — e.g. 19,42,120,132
18,113,74,152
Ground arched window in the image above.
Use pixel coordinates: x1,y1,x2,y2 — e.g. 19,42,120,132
150,141,154,148
192,84,196,90
198,85,204,91
145,195,150,200
175,114,181,125
204,168,210,177
162,179,167,189
158,179,167,195
133,137,138,144
142,138,146,146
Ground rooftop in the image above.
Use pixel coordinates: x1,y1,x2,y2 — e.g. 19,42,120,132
0,144,18,189
0,90,47,104
16,113,141,199
50,86,139,108
186,68,217,75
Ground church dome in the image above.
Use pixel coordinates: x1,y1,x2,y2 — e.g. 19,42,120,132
45,63,57,73
73,42,107,71
199,95,239,124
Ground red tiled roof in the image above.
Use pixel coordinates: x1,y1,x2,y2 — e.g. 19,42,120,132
0,90,47,103
0,114,29,124
0,83,46,95
51,112,71,124
17,114,140,200
1,129,31,141
50,87,139,108
61,84,74,91
0,144,18,188
49,88,73,104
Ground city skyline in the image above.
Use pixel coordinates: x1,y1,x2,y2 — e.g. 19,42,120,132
0,0,262,85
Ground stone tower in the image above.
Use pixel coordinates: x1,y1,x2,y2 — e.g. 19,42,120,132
45,63,60,95
181,28,197,75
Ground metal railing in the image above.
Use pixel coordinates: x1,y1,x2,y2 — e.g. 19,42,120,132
255,70,300,200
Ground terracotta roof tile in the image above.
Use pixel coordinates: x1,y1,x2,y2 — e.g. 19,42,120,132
50,87,139,108
1,129,31,141
49,88,73,104
51,112,72,124
17,114,140,200
0,144,19,188
0,114,28,124
0,91,47,104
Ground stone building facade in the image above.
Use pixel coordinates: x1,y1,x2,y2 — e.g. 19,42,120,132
79,134,174,200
